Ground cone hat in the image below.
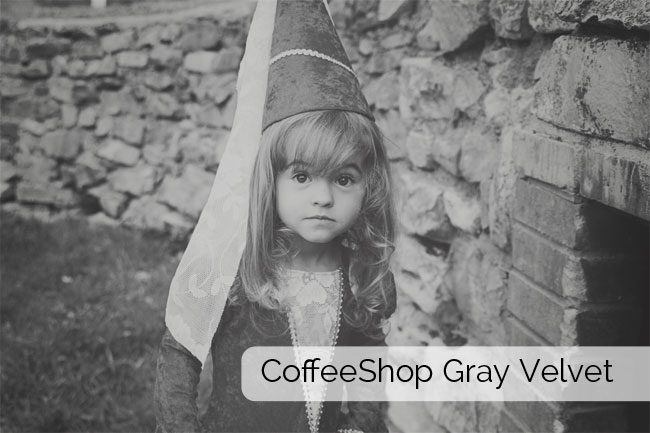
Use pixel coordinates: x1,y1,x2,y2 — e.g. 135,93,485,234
263,0,372,129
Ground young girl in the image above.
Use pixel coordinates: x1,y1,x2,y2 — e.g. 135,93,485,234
155,1,397,432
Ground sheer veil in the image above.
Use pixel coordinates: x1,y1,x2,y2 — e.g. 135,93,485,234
164,0,277,365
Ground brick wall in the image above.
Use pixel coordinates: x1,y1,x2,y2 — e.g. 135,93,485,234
506,1,649,431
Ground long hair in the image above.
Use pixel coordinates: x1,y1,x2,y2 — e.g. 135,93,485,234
234,110,395,337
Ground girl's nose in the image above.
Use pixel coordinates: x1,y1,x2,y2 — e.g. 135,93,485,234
311,179,333,207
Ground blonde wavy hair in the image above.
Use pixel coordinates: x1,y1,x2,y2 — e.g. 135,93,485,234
233,110,395,337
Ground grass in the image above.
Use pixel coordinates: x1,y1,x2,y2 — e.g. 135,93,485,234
0,211,185,432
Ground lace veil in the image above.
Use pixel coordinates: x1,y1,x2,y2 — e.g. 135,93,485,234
164,0,369,365
164,0,277,365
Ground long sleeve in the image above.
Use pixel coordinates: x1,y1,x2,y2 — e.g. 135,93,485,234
154,328,203,433
336,271,397,433
336,330,390,433
335,330,390,433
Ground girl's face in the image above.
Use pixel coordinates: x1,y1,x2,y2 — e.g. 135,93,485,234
275,156,365,247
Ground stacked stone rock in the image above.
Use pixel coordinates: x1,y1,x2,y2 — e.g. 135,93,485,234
1,1,648,432
1,8,248,235
328,1,648,432
329,1,534,431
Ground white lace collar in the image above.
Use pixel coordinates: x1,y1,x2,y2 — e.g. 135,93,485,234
279,266,344,433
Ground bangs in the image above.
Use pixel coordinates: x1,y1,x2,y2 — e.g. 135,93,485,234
243,109,395,323
269,111,379,177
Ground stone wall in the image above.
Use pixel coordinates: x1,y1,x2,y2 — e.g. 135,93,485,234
1,3,251,236
501,1,650,432
1,1,648,432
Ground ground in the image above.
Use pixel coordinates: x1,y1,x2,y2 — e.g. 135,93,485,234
0,211,184,432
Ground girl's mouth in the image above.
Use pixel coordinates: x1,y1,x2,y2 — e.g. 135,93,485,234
306,216,335,221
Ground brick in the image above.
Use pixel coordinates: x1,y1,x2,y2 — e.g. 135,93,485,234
580,145,650,221
536,35,650,147
512,223,567,296
514,179,584,248
513,129,581,190
505,401,558,433
555,0,650,30
507,270,566,344
512,223,647,302
504,314,550,346
514,179,641,251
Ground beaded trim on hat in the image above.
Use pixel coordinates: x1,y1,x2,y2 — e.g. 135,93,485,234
269,48,357,77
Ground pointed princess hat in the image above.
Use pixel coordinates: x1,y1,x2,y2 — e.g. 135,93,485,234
264,0,372,128
165,0,373,364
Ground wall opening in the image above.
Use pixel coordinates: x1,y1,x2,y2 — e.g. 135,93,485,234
577,201,648,432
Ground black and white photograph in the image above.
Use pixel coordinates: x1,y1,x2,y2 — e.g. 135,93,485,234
0,0,648,432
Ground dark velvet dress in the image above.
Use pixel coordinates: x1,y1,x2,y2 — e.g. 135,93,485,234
154,267,396,433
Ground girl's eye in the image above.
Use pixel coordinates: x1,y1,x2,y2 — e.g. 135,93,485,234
292,172,310,184
336,175,354,187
